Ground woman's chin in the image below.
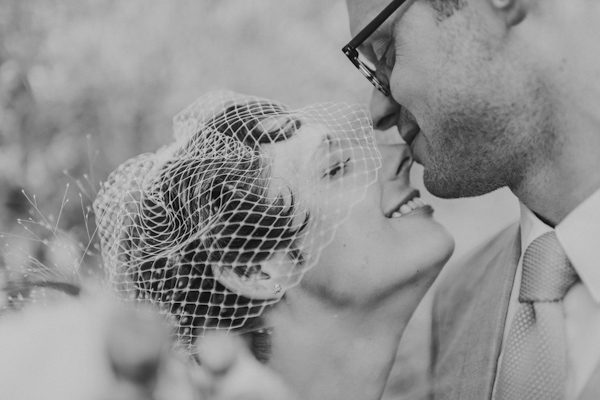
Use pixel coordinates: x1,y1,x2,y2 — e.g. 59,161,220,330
437,226,456,264
421,229,455,286
418,221,455,268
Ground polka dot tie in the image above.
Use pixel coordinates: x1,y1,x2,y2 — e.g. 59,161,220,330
494,231,579,400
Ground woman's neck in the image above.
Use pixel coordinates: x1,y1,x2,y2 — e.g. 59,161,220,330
264,289,412,400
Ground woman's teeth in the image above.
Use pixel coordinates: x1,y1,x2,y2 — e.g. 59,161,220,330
391,197,427,218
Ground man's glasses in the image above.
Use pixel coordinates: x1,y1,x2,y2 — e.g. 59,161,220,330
342,0,407,97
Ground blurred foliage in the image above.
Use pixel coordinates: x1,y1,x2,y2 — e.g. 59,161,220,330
0,0,374,272
0,1,520,399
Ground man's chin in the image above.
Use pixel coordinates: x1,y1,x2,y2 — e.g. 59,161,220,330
423,169,504,199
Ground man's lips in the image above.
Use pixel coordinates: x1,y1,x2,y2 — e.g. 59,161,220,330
399,121,420,148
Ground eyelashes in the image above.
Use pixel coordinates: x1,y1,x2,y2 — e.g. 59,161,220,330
384,47,396,69
372,37,396,70
373,39,391,62
323,157,351,179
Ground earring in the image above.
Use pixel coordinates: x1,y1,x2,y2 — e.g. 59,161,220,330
274,283,282,294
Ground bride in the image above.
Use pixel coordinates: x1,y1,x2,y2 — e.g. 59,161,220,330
93,91,454,400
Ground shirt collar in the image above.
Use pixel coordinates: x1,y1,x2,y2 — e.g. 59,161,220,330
555,188,600,303
519,189,600,304
519,202,553,255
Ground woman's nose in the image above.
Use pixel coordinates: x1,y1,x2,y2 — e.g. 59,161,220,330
370,87,402,131
378,142,413,181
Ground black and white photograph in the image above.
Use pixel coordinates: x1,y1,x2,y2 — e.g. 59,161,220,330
0,0,597,399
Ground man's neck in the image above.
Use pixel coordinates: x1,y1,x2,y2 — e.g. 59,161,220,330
513,123,600,226
515,1,600,225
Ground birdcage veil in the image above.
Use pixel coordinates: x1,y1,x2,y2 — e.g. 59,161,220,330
93,90,381,351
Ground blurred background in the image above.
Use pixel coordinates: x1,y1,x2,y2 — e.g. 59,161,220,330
0,0,519,398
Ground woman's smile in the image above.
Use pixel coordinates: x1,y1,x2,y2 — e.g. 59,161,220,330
387,195,433,218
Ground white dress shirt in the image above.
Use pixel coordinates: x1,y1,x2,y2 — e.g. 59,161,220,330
494,188,600,399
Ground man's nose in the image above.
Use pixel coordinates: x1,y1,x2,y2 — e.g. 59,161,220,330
369,87,402,131
378,142,413,181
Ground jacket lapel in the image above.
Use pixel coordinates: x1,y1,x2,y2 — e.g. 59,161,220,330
432,224,521,400
467,233,520,400
577,362,600,400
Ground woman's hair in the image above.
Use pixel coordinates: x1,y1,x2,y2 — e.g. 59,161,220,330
133,100,308,359
94,91,379,359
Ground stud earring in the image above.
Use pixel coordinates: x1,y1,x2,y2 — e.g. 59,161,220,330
274,283,282,294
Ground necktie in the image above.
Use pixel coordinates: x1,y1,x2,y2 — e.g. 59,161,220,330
494,231,579,400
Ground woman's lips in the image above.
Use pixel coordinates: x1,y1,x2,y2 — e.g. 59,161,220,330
386,189,433,219
389,197,433,218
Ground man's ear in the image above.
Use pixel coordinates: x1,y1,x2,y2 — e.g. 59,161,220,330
212,253,302,300
489,0,529,26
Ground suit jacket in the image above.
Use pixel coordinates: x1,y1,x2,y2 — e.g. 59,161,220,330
430,223,600,400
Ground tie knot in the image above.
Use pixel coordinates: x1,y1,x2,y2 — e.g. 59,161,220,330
519,231,578,303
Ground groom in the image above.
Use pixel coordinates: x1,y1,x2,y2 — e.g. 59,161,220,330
344,0,600,399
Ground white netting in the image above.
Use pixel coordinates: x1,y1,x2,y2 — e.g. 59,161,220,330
93,90,380,349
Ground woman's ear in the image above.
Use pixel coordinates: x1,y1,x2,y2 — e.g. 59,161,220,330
489,0,529,26
212,253,302,300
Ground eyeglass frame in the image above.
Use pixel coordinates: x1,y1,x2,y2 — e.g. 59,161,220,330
342,0,409,97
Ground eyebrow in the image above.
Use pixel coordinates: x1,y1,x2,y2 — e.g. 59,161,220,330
393,0,418,31
373,0,417,66
391,12,402,37
358,10,401,62
310,132,337,162
322,133,342,150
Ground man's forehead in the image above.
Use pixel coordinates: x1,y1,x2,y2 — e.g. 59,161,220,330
346,0,391,35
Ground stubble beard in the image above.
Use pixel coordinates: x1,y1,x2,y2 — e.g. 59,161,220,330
419,97,550,200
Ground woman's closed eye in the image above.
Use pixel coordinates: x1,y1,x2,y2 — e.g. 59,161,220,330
324,158,351,179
